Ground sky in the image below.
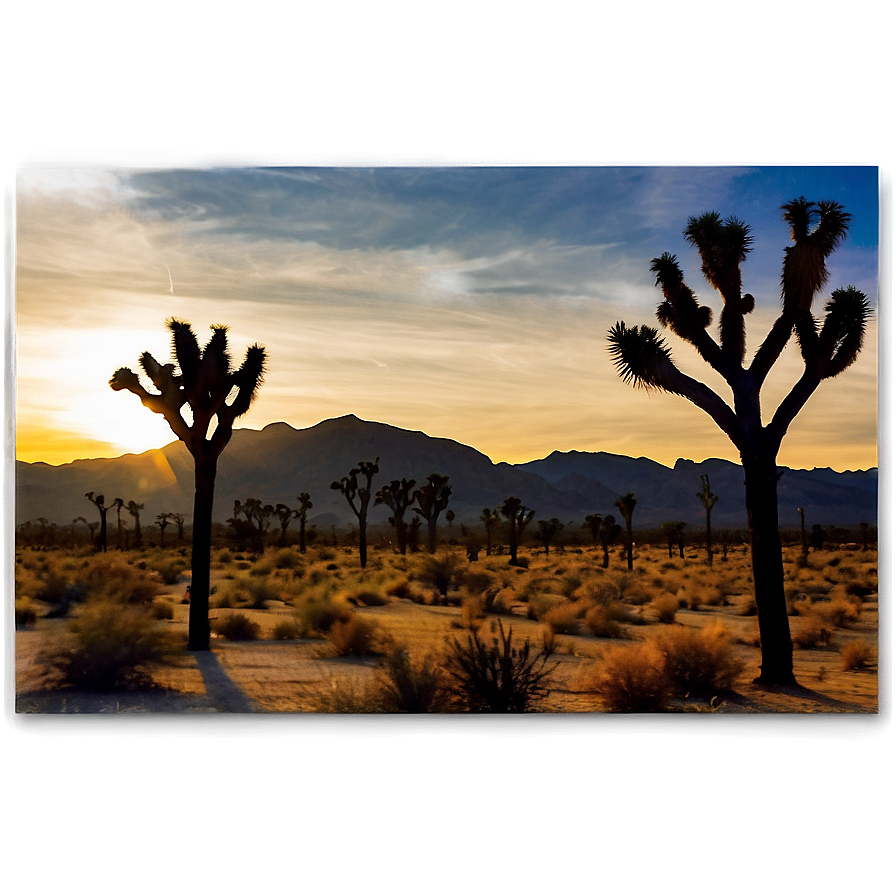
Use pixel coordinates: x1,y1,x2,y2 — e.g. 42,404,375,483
14,165,878,470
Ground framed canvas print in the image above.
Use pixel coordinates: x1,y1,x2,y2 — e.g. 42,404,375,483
12,165,879,714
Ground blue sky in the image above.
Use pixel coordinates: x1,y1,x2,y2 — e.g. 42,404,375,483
16,165,879,469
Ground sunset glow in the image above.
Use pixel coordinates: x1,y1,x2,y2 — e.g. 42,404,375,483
15,166,878,471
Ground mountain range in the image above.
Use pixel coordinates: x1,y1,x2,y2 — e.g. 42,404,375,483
15,414,878,532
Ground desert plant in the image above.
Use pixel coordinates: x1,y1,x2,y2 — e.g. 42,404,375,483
653,621,744,697
590,642,669,712
608,199,870,684
39,600,177,690
15,598,38,628
375,478,417,555
416,552,463,604
614,493,637,571
331,459,379,569
85,492,109,552
537,518,564,555
111,319,266,650
840,638,875,671
585,602,632,639
326,614,387,656
792,615,833,649
542,601,583,635
500,496,535,566
151,598,175,620
272,617,304,640
297,595,351,636
653,594,680,624
413,473,452,553
696,474,719,565
213,612,261,641
374,647,450,712
480,507,501,555
598,515,622,569
444,618,555,712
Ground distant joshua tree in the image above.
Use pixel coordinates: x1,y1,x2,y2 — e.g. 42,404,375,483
85,492,109,552
127,501,145,548
375,478,416,555
406,516,422,553
614,493,637,571
170,512,186,541
274,503,298,547
331,458,379,568
661,520,687,559
537,518,564,555
480,507,501,556
111,498,125,549
156,512,172,548
583,513,603,547
111,319,265,651
500,496,535,566
296,493,313,553
798,507,809,562
607,198,870,684
597,515,622,569
413,474,452,554
696,475,719,566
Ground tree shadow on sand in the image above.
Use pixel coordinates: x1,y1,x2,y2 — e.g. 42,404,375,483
192,650,256,713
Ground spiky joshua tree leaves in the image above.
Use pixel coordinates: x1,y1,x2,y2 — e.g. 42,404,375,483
110,319,265,650
608,198,871,685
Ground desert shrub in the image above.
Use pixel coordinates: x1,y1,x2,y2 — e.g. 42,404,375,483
385,578,414,600
461,595,485,631
525,593,556,622
348,589,389,607
225,578,283,610
272,617,303,640
542,601,583,635
840,639,875,671
444,619,555,712
149,558,186,585
39,601,177,690
271,548,302,570
560,573,583,599
326,614,387,656
462,569,496,595
374,648,450,712
217,550,233,563
589,643,669,712
214,613,261,641
151,599,175,620
310,678,381,713
653,622,744,697
792,615,834,649
15,598,38,628
415,552,463,603
584,602,634,639
816,596,861,629
540,627,558,657
297,595,351,635
653,594,680,624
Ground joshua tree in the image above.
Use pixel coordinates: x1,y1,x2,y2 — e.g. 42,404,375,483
501,496,535,566
170,512,186,541
111,319,265,650
661,521,687,559
296,492,313,553
111,497,125,549
407,516,422,553
696,474,719,566
413,473,452,554
85,492,109,552
614,493,637,571
480,507,501,555
597,515,622,569
331,458,379,568
274,503,298,547
156,512,172,548
127,501,145,548
607,198,870,684
798,507,809,562
537,518,564,555
583,513,603,547
242,497,275,551
375,478,417,555
860,521,870,552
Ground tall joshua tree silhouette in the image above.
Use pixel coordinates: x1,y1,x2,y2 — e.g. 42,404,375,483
110,319,265,650
127,501,145,549
413,474,452,554
296,493,313,553
85,492,109,552
375,478,416,555
500,496,535,566
614,493,637,571
598,515,622,569
274,503,298,547
111,498,125,549
331,459,379,568
696,475,719,566
156,512,172,548
480,507,501,556
608,198,870,685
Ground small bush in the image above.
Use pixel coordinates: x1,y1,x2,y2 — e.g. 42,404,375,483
39,601,177,690
385,579,414,600
348,589,389,607
326,614,387,657
585,602,632,639
214,613,261,641
149,559,186,585
298,596,351,636
15,598,38,628
272,617,303,640
462,569,496,595
653,594,680,624
590,643,669,712
840,639,875,671
374,648,450,712
542,601,582,635
151,599,175,620
444,619,555,712
415,552,463,603
654,622,744,697
792,615,834,649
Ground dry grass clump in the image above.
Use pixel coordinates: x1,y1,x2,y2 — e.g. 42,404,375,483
652,594,680,624
814,594,862,629
653,622,744,697
271,617,304,640
326,614,390,656
214,612,261,641
15,597,39,628
39,600,178,690
840,638,875,671
373,648,451,712
792,614,834,649
588,642,669,712
542,601,583,635
584,602,635,639
296,594,351,636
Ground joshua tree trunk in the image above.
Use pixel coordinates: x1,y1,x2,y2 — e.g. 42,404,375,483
743,449,795,686
188,455,217,651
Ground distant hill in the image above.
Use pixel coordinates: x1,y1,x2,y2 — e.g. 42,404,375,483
15,415,878,531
